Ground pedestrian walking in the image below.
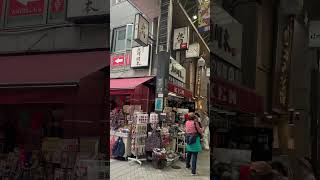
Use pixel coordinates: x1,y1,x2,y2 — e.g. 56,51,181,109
185,113,203,175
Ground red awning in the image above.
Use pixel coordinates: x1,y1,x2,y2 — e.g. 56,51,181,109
0,51,108,87
110,77,154,95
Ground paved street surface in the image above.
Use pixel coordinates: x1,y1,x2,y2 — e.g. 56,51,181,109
110,150,210,180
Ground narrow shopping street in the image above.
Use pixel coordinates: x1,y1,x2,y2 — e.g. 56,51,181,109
110,150,210,180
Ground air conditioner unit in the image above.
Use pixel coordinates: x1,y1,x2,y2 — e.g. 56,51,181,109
67,0,109,22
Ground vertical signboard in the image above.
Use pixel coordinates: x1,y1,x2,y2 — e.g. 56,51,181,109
131,45,150,68
272,16,294,113
173,27,189,50
6,0,47,27
48,0,66,23
198,0,210,32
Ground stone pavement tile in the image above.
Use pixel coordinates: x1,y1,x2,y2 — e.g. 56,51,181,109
110,151,210,180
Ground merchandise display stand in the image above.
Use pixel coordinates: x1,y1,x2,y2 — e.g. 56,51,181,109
176,132,186,159
129,112,148,165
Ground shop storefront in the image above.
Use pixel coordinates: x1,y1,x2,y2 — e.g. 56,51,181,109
110,77,155,112
0,50,109,179
211,76,269,178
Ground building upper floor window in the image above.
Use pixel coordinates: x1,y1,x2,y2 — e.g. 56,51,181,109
112,24,133,52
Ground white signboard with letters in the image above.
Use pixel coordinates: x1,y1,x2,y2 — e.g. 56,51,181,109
186,43,200,58
173,27,189,50
134,13,149,46
212,5,242,68
131,45,150,68
169,58,186,83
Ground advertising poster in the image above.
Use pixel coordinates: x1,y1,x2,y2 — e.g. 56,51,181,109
198,0,210,32
48,0,66,23
6,0,46,27
155,98,163,112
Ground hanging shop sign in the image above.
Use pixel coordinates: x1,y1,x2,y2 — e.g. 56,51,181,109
131,45,150,68
111,53,131,67
198,0,210,32
212,5,242,68
196,58,206,97
168,82,193,98
211,77,263,114
168,76,185,88
186,43,200,58
48,0,66,23
6,0,46,27
173,27,189,50
169,58,186,83
272,16,294,113
67,0,109,19
309,21,320,47
133,13,149,46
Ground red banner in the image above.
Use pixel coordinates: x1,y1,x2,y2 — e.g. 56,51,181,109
211,77,263,114
168,82,193,98
50,0,64,13
9,0,45,16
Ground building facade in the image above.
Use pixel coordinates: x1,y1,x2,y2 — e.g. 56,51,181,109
0,0,109,152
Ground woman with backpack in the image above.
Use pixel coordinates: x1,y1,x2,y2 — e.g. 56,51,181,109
185,113,203,175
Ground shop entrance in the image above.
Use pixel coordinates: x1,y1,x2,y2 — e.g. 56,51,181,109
0,104,64,153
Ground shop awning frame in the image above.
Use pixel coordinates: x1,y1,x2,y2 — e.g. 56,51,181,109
0,51,109,88
110,76,155,95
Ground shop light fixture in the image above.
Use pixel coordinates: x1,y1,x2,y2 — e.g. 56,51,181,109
192,15,198,20
168,92,184,99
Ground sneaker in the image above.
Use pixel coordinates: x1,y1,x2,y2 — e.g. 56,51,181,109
191,173,197,176
186,165,190,169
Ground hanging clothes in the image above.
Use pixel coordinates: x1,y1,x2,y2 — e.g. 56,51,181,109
145,130,161,152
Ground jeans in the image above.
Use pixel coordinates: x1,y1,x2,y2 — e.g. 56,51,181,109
186,151,198,174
